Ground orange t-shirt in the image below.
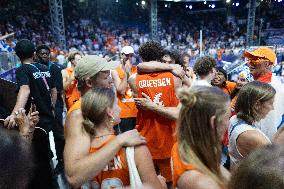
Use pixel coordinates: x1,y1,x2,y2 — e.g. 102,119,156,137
221,81,236,95
171,143,195,188
116,65,138,118
81,135,130,188
136,72,179,159
64,67,81,110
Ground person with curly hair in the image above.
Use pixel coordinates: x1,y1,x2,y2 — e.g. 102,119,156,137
137,48,190,87
192,56,217,87
211,67,236,95
137,41,164,62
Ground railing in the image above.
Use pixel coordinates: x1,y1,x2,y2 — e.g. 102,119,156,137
0,52,19,82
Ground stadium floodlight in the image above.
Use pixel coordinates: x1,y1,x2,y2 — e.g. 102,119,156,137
226,0,231,3
141,0,146,5
211,4,215,8
165,4,168,7
189,5,193,9
236,2,239,6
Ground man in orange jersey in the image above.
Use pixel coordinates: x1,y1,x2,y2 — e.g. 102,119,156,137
61,51,82,110
128,41,182,184
64,55,147,188
112,46,138,133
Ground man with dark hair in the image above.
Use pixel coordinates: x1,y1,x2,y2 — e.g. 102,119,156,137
129,41,182,185
192,56,217,86
4,39,57,188
36,44,65,174
138,41,164,62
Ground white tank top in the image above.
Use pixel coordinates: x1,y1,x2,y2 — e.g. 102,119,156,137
228,115,271,169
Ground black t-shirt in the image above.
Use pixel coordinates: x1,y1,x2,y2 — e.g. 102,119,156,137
49,62,64,112
16,63,55,125
49,62,63,93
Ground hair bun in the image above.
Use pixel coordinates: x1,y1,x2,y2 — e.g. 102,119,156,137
82,119,96,136
178,88,197,108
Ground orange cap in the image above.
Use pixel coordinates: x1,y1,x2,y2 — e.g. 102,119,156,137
243,47,276,65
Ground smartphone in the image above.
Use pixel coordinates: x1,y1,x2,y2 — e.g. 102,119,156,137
30,97,36,112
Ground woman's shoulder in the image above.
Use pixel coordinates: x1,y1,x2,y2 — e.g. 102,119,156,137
178,170,222,189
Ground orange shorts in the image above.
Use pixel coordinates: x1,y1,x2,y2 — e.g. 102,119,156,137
153,158,172,182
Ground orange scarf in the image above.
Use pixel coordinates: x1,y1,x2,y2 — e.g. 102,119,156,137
256,72,272,83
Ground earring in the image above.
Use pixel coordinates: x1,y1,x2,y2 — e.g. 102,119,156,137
110,116,115,125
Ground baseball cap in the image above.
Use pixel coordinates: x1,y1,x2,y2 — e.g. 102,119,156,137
121,46,134,55
75,55,118,81
243,47,276,65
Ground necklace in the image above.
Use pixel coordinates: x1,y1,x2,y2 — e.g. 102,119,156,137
93,133,114,139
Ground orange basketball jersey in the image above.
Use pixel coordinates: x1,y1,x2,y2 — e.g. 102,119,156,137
116,65,138,118
81,135,129,189
136,72,179,159
171,143,195,188
64,67,81,110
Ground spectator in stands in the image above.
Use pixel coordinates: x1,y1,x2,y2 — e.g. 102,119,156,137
182,52,190,68
211,67,236,95
244,47,284,139
192,56,217,87
36,45,65,174
56,51,66,67
80,87,165,188
229,144,284,189
229,81,284,169
172,86,231,189
64,55,147,188
62,51,82,110
4,39,57,188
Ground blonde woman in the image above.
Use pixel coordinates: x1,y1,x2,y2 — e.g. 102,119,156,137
79,87,165,189
172,86,231,189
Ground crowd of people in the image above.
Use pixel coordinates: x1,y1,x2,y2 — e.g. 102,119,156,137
0,37,284,189
1,1,284,189
0,0,274,56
